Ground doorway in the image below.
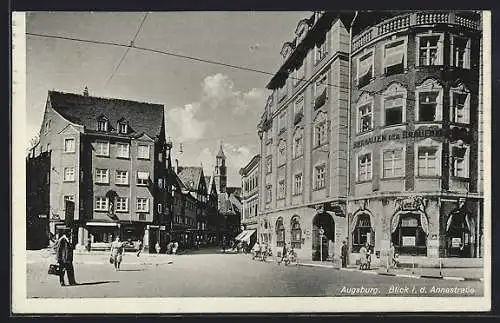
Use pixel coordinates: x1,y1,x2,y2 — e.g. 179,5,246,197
312,212,335,261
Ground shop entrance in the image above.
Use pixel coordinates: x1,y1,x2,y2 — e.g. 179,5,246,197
391,212,427,256
312,212,335,261
446,211,473,258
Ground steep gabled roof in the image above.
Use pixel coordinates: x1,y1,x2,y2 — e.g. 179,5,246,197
177,166,204,192
216,144,225,158
48,91,165,139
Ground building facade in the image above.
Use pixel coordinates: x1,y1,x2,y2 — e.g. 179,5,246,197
257,12,351,261
348,11,483,264
238,154,260,246
256,10,483,263
33,90,168,252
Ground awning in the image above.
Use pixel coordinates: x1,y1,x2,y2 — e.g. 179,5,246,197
385,51,404,67
236,229,256,243
86,222,119,227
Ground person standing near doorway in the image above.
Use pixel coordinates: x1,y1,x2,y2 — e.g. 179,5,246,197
54,228,77,286
341,240,348,268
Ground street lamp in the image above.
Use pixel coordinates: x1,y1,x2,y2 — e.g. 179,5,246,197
319,226,325,262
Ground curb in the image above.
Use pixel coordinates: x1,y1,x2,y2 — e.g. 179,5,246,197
295,262,482,281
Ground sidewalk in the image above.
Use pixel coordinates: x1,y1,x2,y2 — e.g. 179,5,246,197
293,260,484,281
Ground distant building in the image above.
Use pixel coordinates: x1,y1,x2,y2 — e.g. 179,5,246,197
238,154,260,248
31,90,169,252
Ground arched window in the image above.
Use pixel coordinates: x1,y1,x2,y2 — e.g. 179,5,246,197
290,216,302,249
391,213,427,256
276,217,285,247
352,213,374,252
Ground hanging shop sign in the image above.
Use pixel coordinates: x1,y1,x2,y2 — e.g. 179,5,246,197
353,128,473,149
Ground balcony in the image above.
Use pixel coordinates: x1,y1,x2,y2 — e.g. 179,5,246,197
353,11,480,52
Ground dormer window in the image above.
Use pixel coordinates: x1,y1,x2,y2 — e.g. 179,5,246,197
97,117,109,132
118,122,128,134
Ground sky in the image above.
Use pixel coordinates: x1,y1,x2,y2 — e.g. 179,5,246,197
25,11,311,187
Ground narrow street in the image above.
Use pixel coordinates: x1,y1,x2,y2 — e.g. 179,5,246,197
27,251,483,298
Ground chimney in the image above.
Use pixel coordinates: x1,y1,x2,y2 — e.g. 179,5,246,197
83,86,89,96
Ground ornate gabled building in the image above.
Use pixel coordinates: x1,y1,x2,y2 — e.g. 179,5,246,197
32,89,169,252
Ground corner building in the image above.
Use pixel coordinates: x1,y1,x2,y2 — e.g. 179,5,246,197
257,12,351,261
348,11,483,264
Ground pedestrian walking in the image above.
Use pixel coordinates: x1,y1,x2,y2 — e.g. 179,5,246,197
86,238,92,252
155,241,161,254
136,240,143,257
359,243,367,270
54,228,77,286
110,236,125,271
172,241,179,255
341,240,348,268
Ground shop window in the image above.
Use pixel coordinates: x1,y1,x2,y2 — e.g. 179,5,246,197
446,211,472,257
383,148,404,178
384,95,405,126
358,103,373,133
314,164,326,190
352,213,374,252
357,153,372,181
417,34,443,66
451,146,469,178
291,217,302,249
417,147,439,176
294,173,303,195
357,51,373,88
451,36,470,69
276,217,285,247
392,213,427,256
384,39,406,75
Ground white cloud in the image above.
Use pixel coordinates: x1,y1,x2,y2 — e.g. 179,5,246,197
166,102,207,141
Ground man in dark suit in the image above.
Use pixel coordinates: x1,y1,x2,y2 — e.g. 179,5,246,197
341,240,348,268
55,228,77,286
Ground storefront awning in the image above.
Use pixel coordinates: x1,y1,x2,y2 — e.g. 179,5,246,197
236,229,256,243
234,231,246,241
86,221,119,227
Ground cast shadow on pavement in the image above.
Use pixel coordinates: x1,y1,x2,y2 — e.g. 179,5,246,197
73,280,119,286
117,269,146,272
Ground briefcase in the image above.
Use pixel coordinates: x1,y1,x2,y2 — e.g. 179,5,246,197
48,264,61,275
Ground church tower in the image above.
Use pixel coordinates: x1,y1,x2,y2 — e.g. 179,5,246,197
214,143,227,193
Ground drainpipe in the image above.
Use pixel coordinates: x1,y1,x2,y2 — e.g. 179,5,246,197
347,11,358,257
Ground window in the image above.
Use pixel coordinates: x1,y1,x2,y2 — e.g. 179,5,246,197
138,145,150,159
278,140,286,166
116,197,128,212
418,35,442,66
315,40,328,64
64,138,75,153
116,143,130,158
64,195,75,202
357,51,373,87
158,203,163,214
115,170,128,185
279,111,287,131
383,148,404,178
294,173,303,195
276,217,285,247
451,146,469,178
294,96,304,116
450,89,470,124
266,156,272,174
314,111,328,147
384,39,405,75
136,198,149,212
384,95,404,126
293,128,303,158
358,103,373,132
291,217,302,249
118,122,128,134
314,73,327,109
95,168,109,184
418,147,439,176
294,63,305,86
314,164,326,190
418,91,439,122
158,152,163,162
95,141,109,156
158,178,163,189
265,185,272,203
352,213,374,252
137,171,149,185
451,36,470,69
95,197,108,211
278,179,286,200
63,167,75,182
358,153,372,181
98,119,108,132
139,214,146,221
